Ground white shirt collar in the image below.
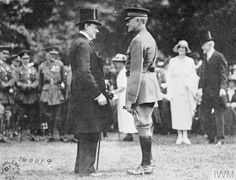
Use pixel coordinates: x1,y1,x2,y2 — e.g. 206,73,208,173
207,48,215,60
79,31,92,41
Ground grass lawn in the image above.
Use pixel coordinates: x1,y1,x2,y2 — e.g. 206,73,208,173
0,133,235,180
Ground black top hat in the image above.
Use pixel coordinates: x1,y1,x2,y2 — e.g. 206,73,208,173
201,31,214,44
18,50,30,58
76,9,102,26
125,7,150,21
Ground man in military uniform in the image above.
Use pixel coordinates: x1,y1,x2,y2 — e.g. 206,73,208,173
38,46,67,142
14,50,39,141
0,47,15,142
124,8,162,175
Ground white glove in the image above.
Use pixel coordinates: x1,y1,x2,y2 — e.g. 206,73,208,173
219,89,226,97
95,93,107,106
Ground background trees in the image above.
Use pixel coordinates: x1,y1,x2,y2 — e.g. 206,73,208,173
1,0,236,64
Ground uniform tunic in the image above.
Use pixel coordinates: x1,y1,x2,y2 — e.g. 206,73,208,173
15,64,39,131
0,60,15,105
167,56,199,130
38,60,65,105
126,27,162,105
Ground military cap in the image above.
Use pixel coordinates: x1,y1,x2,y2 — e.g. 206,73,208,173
125,7,150,22
44,46,60,55
18,50,30,58
10,54,21,61
76,8,102,26
0,45,10,52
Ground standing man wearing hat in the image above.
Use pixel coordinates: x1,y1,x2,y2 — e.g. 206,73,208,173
14,50,39,141
124,8,162,175
198,31,228,145
38,46,67,142
69,8,113,176
0,47,15,142
112,54,137,141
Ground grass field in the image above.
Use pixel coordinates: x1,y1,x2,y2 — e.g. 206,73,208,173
0,133,236,180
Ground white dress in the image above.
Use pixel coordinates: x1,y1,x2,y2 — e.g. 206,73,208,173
116,67,137,133
167,56,199,130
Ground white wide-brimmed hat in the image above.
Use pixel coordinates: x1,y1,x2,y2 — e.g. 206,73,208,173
173,40,191,53
112,53,127,62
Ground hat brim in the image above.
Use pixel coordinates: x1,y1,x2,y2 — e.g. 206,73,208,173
76,20,102,26
201,38,214,45
112,58,126,62
173,44,191,53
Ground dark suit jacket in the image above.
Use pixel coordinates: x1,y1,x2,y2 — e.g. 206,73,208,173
69,33,113,133
199,50,228,107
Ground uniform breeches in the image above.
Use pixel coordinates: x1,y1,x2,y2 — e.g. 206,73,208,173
199,101,225,140
41,103,63,136
133,103,155,137
16,103,38,133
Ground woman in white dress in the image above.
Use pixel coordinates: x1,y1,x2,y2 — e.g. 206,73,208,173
167,40,199,144
112,54,137,141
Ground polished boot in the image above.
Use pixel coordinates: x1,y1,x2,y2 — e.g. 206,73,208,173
127,136,153,175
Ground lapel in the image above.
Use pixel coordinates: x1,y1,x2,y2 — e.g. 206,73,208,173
207,51,216,64
78,33,98,58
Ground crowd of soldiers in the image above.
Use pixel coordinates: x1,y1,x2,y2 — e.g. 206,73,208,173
0,46,72,143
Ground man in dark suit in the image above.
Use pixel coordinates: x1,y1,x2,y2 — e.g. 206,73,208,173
124,8,162,175
69,9,113,176
198,31,228,145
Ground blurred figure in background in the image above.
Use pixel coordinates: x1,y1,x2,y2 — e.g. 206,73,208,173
223,75,236,135
0,47,15,143
14,50,39,141
38,46,67,142
167,40,199,145
112,53,137,141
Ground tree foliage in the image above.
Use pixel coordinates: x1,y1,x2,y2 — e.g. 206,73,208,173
1,0,236,64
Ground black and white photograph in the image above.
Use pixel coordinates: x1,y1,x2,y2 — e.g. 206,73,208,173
0,0,236,179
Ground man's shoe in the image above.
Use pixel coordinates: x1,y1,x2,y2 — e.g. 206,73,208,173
216,139,224,146
60,136,68,142
46,137,55,142
90,172,104,177
123,135,134,142
208,139,215,144
127,165,153,175
29,136,39,142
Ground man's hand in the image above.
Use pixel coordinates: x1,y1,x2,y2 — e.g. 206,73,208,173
125,101,133,113
197,88,203,97
219,89,226,97
96,93,107,106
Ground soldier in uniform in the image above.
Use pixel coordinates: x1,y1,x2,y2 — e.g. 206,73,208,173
124,8,162,175
0,47,15,142
14,50,39,141
38,46,67,142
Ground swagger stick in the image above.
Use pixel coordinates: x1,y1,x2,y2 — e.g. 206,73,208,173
96,132,101,171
